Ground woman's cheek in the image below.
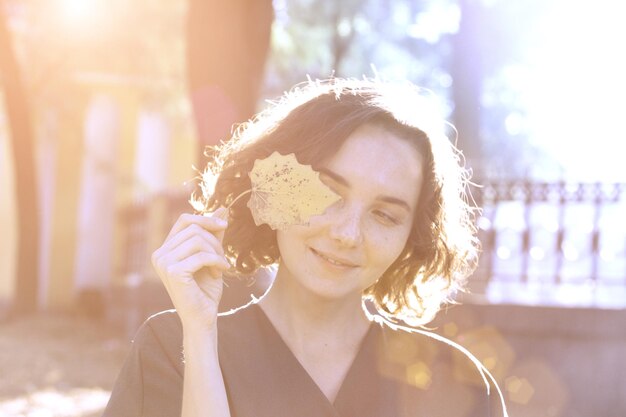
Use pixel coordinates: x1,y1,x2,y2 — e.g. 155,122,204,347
381,227,412,256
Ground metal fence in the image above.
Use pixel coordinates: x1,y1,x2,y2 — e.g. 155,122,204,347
469,181,626,308
118,182,626,309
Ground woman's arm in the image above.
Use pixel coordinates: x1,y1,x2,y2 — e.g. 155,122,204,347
151,209,231,417
181,326,230,417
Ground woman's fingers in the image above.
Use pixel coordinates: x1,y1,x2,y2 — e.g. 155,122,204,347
154,249,229,313
150,209,231,327
154,209,230,277
165,210,228,242
153,236,229,282
160,225,225,258
161,251,230,280
210,208,229,243
194,267,225,300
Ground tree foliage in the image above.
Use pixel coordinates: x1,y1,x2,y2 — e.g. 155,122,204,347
265,0,550,180
265,0,455,96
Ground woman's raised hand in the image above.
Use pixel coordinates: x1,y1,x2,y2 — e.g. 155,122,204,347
152,208,233,416
151,208,230,332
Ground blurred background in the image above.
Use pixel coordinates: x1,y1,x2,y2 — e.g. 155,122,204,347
1,0,625,416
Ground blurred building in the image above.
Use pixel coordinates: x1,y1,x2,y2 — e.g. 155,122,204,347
0,77,196,315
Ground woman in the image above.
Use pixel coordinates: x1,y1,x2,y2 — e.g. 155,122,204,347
103,78,507,417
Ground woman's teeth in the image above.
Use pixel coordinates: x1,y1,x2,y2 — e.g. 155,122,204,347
313,249,351,267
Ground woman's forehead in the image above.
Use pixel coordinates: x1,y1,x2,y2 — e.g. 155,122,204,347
324,124,423,166
320,125,424,205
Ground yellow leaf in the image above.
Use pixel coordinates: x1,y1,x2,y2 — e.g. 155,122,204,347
247,152,341,230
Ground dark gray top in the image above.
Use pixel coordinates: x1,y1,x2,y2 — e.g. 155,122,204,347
103,304,501,417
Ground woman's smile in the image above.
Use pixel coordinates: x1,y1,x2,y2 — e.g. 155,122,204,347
309,246,360,269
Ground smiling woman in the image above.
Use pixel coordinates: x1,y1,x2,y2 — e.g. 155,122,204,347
103,78,507,417
271,124,423,315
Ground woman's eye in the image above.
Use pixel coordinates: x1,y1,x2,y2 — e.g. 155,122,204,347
373,210,399,225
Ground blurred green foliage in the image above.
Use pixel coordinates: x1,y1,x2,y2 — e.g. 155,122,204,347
263,0,555,180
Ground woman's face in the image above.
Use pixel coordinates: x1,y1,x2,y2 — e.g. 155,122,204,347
275,123,425,302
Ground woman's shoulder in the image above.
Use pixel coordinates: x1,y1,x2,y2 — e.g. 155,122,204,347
375,319,494,386
142,309,182,332
373,319,507,417
128,310,184,360
138,304,260,342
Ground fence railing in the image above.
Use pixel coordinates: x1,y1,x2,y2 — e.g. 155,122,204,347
118,182,626,309
468,181,626,308
118,191,192,285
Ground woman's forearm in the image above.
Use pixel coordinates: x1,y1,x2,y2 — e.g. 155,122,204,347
182,327,231,417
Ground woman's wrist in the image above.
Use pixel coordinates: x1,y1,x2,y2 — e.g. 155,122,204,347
183,324,219,358
181,323,230,417
180,311,218,335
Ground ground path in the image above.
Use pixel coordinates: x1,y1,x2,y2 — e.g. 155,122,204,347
0,313,130,417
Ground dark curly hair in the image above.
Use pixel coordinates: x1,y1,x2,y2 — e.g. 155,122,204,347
194,78,479,325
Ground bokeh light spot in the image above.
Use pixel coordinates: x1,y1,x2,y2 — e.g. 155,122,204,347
505,375,535,404
443,322,459,338
496,246,511,260
453,326,516,385
405,361,433,390
383,331,419,365
529,246,545,261
482,355,497,371
506,359,569,416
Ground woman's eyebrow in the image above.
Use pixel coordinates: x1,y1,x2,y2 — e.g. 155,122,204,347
377,195,411,212
319,168,349,187
318,168,412,212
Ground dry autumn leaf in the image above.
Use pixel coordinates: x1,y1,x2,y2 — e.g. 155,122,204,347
246,152,341,230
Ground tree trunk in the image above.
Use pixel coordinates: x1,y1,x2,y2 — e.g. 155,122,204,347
186,0,273,160
0,2,39,314
451,0,484,174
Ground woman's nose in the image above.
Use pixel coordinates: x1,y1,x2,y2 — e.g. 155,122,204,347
328,204,363,247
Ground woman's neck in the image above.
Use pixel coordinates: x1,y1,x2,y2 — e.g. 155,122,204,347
258,271,373,403
257,273,371,354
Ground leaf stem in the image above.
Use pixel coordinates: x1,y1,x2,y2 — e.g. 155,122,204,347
227,189,252,210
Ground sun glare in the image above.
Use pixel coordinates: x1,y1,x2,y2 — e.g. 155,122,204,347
62,0,99,23
522,0,626,181
0,388,110,417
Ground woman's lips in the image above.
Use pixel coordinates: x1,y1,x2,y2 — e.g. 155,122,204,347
309,247,359,268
